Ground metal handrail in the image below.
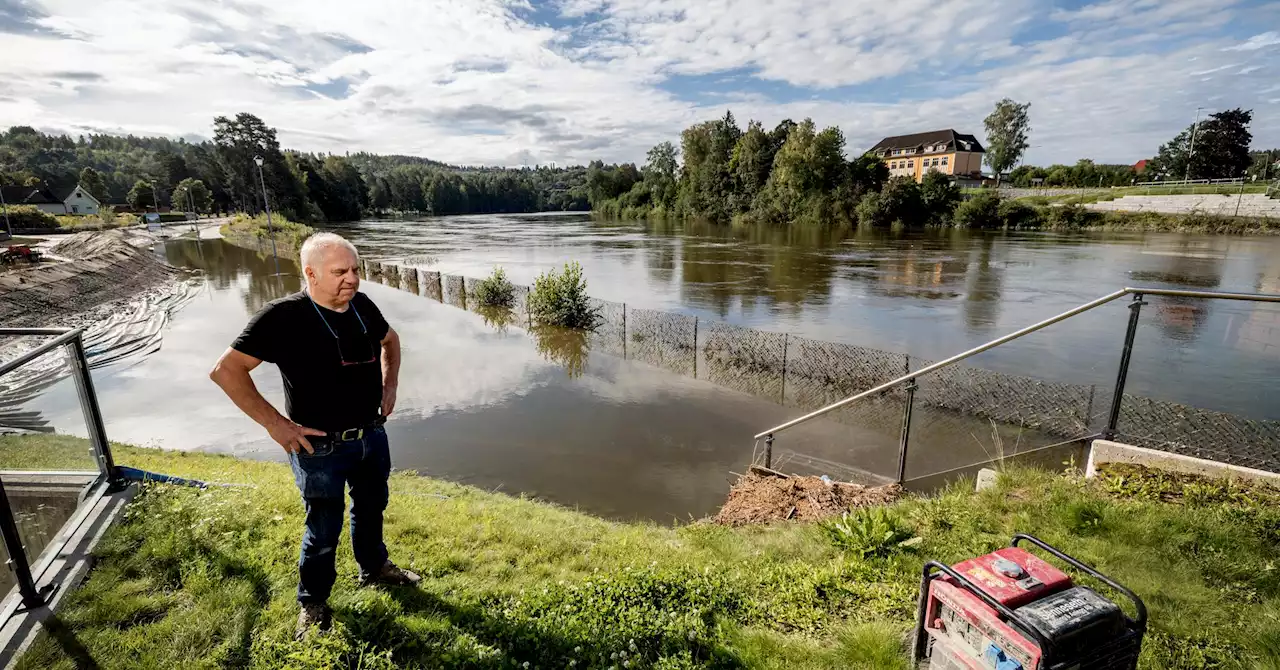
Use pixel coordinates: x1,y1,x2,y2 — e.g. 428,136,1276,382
0,328,81,378
754,287,1280,441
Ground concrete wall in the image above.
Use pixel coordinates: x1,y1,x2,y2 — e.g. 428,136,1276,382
1086,439,1280,485
1086,193,1280,217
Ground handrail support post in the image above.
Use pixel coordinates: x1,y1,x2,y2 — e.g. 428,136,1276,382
764,433,774,469
1104,293,1146,440
897,378,918,484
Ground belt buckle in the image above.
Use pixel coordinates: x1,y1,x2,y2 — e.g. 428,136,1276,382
338,427,363,442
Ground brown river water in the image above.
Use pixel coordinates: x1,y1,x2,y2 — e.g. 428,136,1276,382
16,214,1280,521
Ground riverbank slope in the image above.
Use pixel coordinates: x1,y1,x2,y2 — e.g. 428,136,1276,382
5,435,1277,669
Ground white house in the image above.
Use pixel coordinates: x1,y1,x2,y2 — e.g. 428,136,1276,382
0,183,101,215
52,184,101,215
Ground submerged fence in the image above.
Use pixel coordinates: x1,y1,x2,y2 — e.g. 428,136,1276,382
362,260,1280,479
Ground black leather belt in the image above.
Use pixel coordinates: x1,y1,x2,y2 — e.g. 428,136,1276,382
330,415,386,442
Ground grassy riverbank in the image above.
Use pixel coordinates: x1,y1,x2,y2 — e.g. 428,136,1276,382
3,434,1279,669
219,213,315,251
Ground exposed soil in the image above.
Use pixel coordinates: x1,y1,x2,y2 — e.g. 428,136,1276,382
713,467,901,526
1,230,178,327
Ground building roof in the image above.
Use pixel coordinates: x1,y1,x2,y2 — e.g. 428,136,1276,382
50,183,100,204
0,185,61,206
870,129,985,155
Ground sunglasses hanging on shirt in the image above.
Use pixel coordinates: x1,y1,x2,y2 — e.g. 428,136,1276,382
308,294,376,366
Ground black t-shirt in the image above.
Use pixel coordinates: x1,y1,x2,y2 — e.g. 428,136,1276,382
232,291,390,432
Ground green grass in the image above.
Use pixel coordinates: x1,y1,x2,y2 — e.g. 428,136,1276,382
219,213,315,250
4,433,1279,669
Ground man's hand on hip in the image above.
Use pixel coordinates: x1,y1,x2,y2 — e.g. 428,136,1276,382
268,417,326,454
381,384,397,418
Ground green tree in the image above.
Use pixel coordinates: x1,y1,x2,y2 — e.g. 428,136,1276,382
754,119,846,224
171,177,212,213
983,99,1032,185
127,179,158,210
213,113,307,219
920,170,961,223
79,166,109,202
1149,109,1253,181
643,141,679,208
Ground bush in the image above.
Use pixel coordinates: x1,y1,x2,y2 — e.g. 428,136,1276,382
4,205,59,231
855,191,887,227
920,171,961,223
997,199,1041,229
473,267,516,308
528,261,601,329
222,213,314,249
1044,204,1105,228
953,191,1002,228
819,507,916,559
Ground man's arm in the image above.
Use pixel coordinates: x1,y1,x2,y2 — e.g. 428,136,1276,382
209,347,324,453
380,327,401,417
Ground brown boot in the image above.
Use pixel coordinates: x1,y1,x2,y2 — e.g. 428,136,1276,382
295,603,332,640
360,560,422,587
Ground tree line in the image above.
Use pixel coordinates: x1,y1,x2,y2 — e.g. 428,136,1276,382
0,114,590,223
588,111,973,227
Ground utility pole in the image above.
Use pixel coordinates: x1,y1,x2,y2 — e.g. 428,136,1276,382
1184,107,1205,183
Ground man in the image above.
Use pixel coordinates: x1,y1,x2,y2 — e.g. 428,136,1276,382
209,232,419,639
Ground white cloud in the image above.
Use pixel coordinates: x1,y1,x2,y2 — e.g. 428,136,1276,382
1224,30,1280,51
0,0,1277,167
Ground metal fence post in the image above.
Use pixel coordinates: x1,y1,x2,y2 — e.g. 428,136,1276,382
621,303,627,359
764,433,774,469
0,476,51,610
66,334,118,484
1104,294,1146,440
896,378,918,484
692,317,698,378
779,334,789,404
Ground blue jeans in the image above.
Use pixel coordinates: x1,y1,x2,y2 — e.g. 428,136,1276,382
288,426,391,604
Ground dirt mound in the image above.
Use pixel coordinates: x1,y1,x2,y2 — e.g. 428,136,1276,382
1,230,178,327
714,468,901,526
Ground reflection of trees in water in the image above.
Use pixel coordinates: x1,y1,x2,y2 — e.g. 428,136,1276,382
963,237,1004,331
673,221,847,318
164,239,300,313
1131,241,1223,343
529,325,590,378
476,306,520,335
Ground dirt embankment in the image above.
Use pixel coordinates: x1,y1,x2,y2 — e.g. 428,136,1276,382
714,467,901,526
1,230,178,327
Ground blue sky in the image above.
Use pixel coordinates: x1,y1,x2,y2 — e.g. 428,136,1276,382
0,0,1277,166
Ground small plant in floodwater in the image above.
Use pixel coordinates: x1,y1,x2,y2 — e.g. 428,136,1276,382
528,261,601,330
473,267,516,308
819,507,916,559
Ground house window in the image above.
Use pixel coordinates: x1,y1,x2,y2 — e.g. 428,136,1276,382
941,156,949,166
72,205,79,213
907,160,914,168
76,192,82,198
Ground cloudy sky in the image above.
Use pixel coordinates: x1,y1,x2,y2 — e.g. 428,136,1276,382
1,0,1277,167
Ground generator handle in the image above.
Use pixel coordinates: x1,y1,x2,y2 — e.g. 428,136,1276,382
917,560,1054,657
1011,533,1147,631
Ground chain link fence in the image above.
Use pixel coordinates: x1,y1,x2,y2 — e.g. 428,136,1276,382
368,261,1279,477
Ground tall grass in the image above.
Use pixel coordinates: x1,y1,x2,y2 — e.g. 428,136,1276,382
220,213,314,249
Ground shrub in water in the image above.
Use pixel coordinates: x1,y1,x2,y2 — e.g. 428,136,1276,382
997,198,1041,229
4,205,59,231
473,267,516,308
528,261,601,329
952,191,1002,229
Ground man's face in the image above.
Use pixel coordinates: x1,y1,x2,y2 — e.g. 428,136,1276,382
307,246,360,305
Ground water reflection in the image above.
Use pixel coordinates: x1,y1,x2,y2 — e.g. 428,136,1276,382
530,325,591,378
165,239,301,312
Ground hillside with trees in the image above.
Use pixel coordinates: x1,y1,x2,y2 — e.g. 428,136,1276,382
0,115,590,223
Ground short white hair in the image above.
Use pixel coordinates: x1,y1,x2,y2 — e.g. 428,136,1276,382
300,232,359,271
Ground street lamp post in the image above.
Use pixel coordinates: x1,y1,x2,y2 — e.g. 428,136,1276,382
0,185,11,239
1184,106,1205,183
150,181,160,218
253,155,281,276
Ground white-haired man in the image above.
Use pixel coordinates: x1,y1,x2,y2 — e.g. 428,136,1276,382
210,232,419,639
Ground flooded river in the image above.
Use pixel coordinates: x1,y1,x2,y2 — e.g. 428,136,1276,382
18,214,1280,520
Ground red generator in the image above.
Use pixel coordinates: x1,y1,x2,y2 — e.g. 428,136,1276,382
913,534,1146,670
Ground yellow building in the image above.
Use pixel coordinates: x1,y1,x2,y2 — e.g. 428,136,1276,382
870,129,985,183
